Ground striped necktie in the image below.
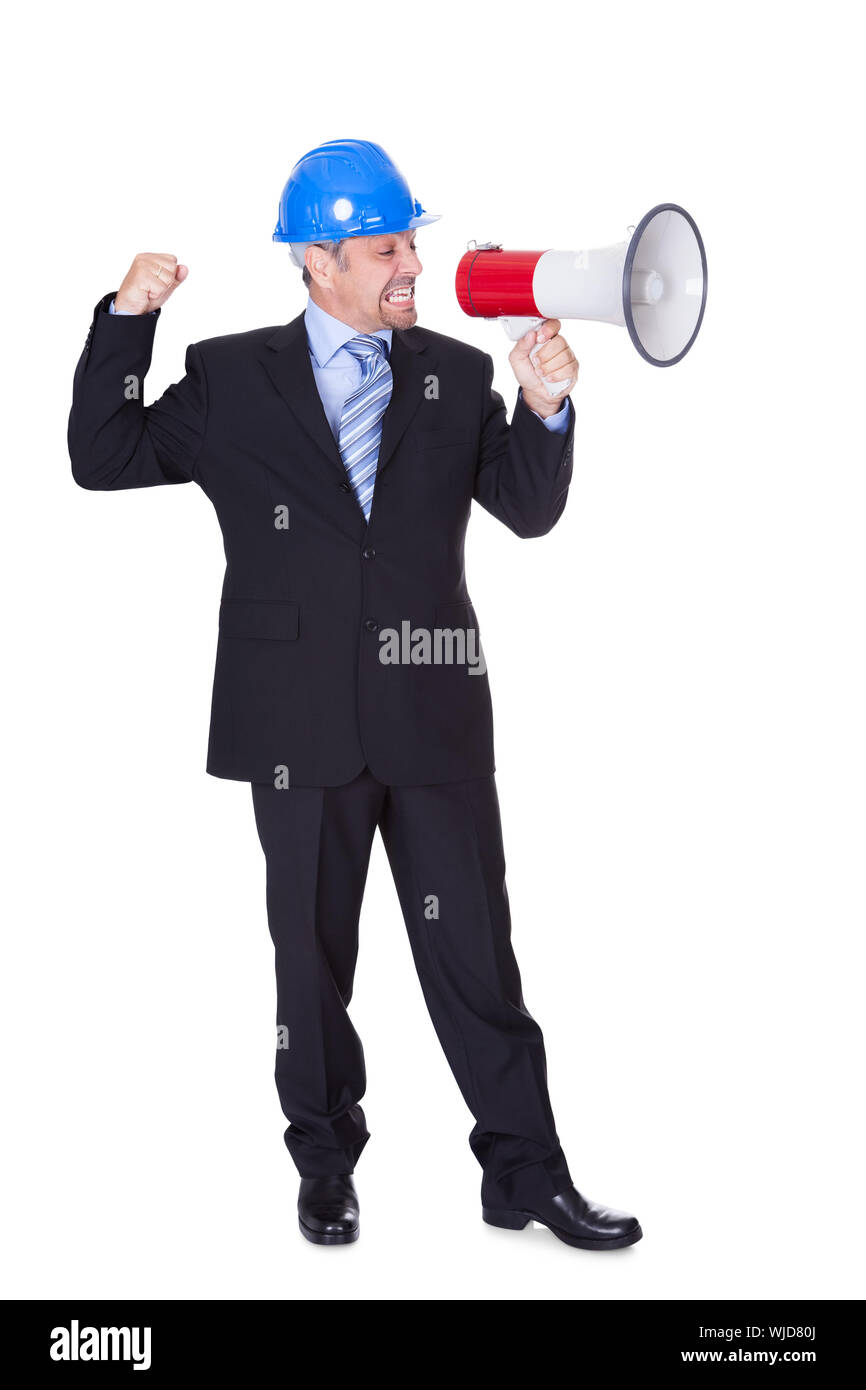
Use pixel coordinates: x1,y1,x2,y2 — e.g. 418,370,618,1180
337,334,393,523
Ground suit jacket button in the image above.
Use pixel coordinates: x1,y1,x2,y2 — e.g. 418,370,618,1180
363,547,376,560
364,619,378,632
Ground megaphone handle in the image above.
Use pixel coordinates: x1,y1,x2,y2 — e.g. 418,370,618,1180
534,374,572,399
500,316,573,398
500,315,545,342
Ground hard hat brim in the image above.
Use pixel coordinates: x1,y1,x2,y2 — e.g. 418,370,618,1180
274,210,441,243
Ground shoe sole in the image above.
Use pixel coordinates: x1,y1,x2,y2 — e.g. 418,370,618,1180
298,1215,359,1245
482,1206,642,1250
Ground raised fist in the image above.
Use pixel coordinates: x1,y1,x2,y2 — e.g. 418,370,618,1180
114,253,188,315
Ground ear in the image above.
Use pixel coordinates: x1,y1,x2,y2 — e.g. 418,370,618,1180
306,244,333,288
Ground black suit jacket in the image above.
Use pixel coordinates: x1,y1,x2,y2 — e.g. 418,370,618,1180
68,293,575,785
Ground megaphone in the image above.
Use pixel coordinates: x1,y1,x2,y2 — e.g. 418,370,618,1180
455,203,707,394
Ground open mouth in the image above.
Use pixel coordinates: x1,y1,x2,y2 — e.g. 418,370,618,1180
384,285,415,305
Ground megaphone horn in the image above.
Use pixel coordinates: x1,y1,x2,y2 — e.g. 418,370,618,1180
455,203,707,379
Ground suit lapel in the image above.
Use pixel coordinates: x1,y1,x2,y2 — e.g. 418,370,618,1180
376,328,438,482
259,311,438,487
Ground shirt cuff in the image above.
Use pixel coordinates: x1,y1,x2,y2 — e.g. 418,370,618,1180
529,394,571,432
108,298,156,316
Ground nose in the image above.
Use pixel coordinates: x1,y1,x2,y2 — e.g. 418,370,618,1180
398,245,423,277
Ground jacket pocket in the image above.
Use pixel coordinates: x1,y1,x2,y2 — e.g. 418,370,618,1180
219,599,299,640
416,426,475,450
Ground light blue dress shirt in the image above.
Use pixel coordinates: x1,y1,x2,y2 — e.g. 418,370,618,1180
108,295,571,435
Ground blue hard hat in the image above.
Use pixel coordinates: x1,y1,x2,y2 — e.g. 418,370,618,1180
273,138,440,243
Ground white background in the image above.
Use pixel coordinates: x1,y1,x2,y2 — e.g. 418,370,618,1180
2,0,863,1301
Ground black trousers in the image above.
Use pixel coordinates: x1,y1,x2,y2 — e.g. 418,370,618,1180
251,766,572,1209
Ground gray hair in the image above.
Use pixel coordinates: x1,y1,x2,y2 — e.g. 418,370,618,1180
290,239,350,288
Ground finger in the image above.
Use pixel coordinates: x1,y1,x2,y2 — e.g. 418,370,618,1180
150,261,176,286
531,338,571,373
512,326,539,355
539,364,578,384
145,261,185,302
148,254,178,273
533,350,579,384
533,345,574,376
539,378,573,399
145,272,172,302
148,256,179,287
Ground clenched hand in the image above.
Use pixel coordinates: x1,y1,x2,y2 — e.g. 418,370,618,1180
509,318,579,418
114,253,188,315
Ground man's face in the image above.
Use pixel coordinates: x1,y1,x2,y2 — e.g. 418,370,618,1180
307,230,422,332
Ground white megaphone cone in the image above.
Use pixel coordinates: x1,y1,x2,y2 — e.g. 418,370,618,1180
455,203,707,395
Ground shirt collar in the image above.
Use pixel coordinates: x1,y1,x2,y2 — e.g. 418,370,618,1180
304,295,392,368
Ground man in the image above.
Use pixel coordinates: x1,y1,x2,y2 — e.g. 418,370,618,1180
68,139,642,1252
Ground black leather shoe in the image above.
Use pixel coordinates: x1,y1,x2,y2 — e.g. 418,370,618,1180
483,1184,642,1250
298,1175,359,1245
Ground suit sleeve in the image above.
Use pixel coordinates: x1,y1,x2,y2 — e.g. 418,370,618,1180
472,351,575,538
68,292,207,490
